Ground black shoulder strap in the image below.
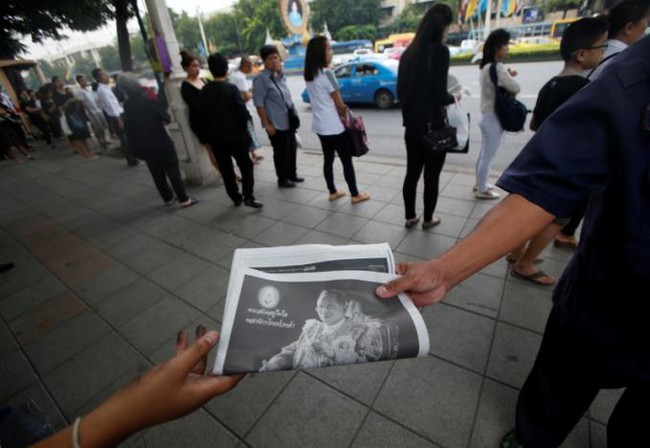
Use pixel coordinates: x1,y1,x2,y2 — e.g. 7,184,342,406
269,74,290,110
489,63,498,87
586,52,620,80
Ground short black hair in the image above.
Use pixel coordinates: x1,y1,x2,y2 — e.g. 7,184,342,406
260,44,279,61
207,52,229,77
91,68,102,81
51,75,60,83
75,74,85,83
608,0,650,38
560,17,609,61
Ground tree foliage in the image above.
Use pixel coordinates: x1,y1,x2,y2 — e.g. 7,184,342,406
386,3,423,34
335,25,378,42
310,0,382,35
1,0,114,59
232,0,286,55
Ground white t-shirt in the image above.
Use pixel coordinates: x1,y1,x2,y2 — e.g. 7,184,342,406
305,68,345,136
230,69,254,113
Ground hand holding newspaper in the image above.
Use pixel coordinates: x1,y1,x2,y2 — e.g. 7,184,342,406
213,243,430,374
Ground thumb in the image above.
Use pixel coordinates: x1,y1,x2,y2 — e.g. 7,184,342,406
174,331,220,373
193,373,245,398
375,275,414,299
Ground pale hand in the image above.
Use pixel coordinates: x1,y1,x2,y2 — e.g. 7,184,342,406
375,259,449,307
507,68,518,77
264,123,276,136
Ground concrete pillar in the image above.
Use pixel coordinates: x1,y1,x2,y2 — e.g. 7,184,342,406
144,0,218,185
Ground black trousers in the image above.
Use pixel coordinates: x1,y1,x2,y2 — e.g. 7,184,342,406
403,134,446,222
559,199,588,237
145,155,189,204
28,114,52,144
210,141,254,203
516,306,650,447
269,129,297,183
317,131,359,196
107,116,138,165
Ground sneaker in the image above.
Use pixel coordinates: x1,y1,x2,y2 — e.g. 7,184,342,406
278,180,296,188
475,190,500,200
244,198,264,208
422,217,441,229
289,176,305,183
473,183,494,192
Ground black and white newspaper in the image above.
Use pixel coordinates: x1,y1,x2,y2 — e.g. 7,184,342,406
213,244,429,375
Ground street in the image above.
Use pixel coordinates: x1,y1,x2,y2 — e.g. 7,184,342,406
253,60,563,172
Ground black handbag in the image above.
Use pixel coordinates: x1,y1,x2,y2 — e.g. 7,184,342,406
489,63,527,132
423,120,458,152
270,75,300,131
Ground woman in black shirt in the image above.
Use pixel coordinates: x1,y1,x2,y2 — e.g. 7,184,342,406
397,4,454,230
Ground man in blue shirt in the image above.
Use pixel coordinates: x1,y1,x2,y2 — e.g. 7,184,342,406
376,35,650,446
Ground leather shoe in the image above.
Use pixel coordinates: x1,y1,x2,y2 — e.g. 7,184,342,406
289,176,304,183
278,180,296,188
244,198,264,208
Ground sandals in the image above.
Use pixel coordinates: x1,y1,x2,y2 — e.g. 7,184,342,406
180,198,199,208
329,190,346,201
506,254,544,264
404,216,420,228
351,192,370,204
510,269,555,286
422,217,441,230
554,235,579,249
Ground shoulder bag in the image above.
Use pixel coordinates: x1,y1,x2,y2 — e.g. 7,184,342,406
489,63,527,132
422,50,458,152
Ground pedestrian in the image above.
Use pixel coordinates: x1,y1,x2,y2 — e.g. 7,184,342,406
18,89,51,147
507,17,609,286
475,29,520,200
376,35,650,448
199,53,263,208
587,0,650,79
51,76,97,161
75,75,109,150
179,50,225,175
253,44,304,188
92,68,139,166
39,84,63,140
397,3,455,229
229,56,264,163
0,107,31,162
118,73,198,208
304,35,370,204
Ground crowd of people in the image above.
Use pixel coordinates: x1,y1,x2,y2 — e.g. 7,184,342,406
3,0,650,446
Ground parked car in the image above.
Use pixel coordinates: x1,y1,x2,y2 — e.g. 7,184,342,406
301,59,399,109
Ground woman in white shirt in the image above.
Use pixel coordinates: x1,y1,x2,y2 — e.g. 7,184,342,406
588,0,650,79
304,36,369,204
476,29,520,200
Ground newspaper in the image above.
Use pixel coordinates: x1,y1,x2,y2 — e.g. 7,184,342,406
213,244,429,375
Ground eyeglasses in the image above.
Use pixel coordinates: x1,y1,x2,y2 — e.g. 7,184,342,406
572,44,608,55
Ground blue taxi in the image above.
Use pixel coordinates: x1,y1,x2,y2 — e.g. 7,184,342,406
301,59,399,109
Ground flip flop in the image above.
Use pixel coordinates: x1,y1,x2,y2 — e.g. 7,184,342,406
329,190,346,201
506,254,544,264
351,192,370,204
181,198,199,208
554,238,579,249
510,269,555,286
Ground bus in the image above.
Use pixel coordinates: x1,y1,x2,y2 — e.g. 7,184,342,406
331,40,373,66
373,33,415,53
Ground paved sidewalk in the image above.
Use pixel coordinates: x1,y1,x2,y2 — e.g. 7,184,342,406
0,145,618,447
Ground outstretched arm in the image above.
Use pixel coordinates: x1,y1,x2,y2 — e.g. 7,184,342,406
376,194,554,306
33,329,243,448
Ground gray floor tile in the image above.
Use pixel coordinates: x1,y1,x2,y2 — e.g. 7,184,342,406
486,323,542,389
147,254,212,291
373,203,407,227
119,295,201,355
43,332,146,417
499,281,553,333
212,214,276,240
24,311,112,375
103,232,158,261
315,214,370,239
97,278,168,327
186,231,247,264
335,199,387,219
0,273,67,320
173,265,230,313
0,320,18,360
425,213,468,239
373,356,482,448
246,372,367,448
307,360,394,406
142,409,239,448
294,230,350,245
352,411,440,448
396,231,457,260
434,197,476,218
120,241,186,275
445,273,504,318
148,315,221,365
351,220,409,249
253,221,311,246
281,206,332,229
469,379,517,448
0,350,37,402
161,222,220,251
589,388,624,424
423,303,495,373
205,370,296,436
562,418,591,448
73,264,141,306
0,263,53,301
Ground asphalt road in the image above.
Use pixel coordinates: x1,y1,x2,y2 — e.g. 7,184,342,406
252,60,564,172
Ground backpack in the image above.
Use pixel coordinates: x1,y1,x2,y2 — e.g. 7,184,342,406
489,63,528,132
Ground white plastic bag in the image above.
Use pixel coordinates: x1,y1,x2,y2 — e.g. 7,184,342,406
446,99,470,152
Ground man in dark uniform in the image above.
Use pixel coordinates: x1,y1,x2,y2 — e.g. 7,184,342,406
375,35,650,447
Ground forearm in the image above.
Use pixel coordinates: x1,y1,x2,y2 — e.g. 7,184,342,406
437,194,554,290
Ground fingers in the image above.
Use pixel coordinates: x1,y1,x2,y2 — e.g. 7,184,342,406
375,274,415,299
175,329,188,356
172,331,220,374
194,374,245,399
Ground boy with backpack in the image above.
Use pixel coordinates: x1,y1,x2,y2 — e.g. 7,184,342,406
507,17,609,286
